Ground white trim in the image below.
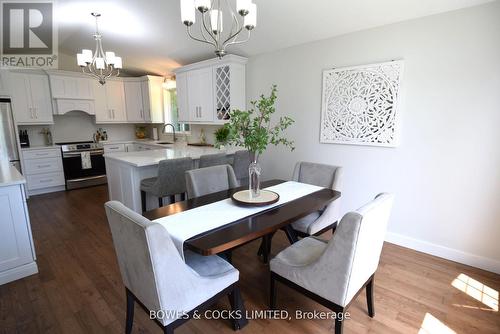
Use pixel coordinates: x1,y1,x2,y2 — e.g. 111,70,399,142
28,185,65,196
0,262,38,285
385,232,500,275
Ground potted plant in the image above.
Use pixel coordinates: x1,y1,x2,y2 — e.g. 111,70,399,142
226,85,294,198
214,125,230,149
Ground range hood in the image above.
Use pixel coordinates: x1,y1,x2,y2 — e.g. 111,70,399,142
54,99,95,116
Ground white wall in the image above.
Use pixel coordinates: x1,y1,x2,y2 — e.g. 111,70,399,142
246,2,500,273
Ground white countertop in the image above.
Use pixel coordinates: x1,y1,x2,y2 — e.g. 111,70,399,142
104,143,237,167
0,162,26,186
21,145,60,151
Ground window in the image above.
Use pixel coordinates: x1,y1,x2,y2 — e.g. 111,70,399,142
164,87,189,132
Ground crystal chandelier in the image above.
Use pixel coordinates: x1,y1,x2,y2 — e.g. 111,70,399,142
180,0,257,58
76,13,123,85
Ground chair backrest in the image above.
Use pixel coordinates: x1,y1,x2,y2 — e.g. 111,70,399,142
104,201,203,319
199,153,228,168
311,193,394,306
155,157,193,196
232,150,252,184
292,161,343,191
185,164,239,198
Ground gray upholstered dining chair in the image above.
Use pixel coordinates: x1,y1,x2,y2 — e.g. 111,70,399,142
140,157,193,212
198,152,228,168
269,193,394,334
104,201,247,334
290,161,343,238
232,150,251,186
185,164,239,199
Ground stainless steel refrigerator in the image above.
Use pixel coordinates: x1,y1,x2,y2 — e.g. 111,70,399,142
0,98,21,172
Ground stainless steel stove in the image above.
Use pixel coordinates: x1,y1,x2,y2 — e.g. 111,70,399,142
57,141,107,190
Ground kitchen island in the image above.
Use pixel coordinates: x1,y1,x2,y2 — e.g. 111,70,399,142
104,144,238,213
0,163,38,285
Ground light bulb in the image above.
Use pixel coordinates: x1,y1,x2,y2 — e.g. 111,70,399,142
210,10,223,33
244,3,256,30
237,0,250,16
180,0,195,26
96,57,105,69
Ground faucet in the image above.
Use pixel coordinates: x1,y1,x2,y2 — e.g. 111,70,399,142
162,123,176,142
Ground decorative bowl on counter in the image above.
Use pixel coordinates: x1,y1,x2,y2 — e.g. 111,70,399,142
135,126,147,139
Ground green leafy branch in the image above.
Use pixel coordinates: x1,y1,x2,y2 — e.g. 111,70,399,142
224,85,295,158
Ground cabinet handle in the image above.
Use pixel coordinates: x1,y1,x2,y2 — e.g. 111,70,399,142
29,107,34,118
35,107,38,118
37,164,51,168
108,109,112,119
36,152,49,156
39,179,53,183
113,109,116,119
199,106,202,117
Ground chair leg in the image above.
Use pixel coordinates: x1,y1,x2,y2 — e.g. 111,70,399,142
163,326,174,334
141,191,146,213
270,272,277,310
257,238,264,257
366,276,375,317
170,195,176,204
125,289,134,334
180,193,186,201
228,284,248,330
334,317,344,334
284,225,299,244
158,197,163,208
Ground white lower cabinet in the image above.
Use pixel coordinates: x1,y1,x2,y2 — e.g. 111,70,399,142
22,148,65,195
0,183,38,285
104,143,126,153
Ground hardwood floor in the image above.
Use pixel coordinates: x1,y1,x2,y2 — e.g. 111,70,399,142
1,185,499,334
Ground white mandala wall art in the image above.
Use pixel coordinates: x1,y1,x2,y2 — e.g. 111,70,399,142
320,60,404,147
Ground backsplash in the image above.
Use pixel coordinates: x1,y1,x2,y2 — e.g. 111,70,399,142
153,124,221,145
19,111,136,146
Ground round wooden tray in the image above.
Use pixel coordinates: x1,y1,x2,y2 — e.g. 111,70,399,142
231,190,280,206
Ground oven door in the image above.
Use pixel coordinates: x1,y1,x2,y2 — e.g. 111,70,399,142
62,150,107,189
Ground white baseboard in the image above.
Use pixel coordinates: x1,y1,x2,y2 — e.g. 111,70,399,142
0,262,38,285
385,232,500,275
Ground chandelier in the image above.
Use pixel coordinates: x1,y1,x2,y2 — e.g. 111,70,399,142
76,13,122,85
180,0,257,58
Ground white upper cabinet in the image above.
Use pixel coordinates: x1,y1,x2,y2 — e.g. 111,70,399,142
124,81,145,122
174,55,247,124
0,71,8,96
187,67,214,122
143,76,164,124
123,76,164,124
47,73,94,100
9,71,53,124
176,72,189,122
105,80,127,122
94,79,127,123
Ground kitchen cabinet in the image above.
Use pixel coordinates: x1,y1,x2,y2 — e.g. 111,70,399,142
124,81,146,122
0,180,38,285
95,80,127,123
124,76,164,124
187,68,214,122
174,55,247,124
0,71,8,96
9,71,53,124
103,143,126,153
21,147,65,195
47,72,94,100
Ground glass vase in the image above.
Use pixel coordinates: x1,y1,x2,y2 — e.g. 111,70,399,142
248,160,261,199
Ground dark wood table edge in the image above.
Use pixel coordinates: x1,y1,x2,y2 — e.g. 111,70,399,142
143,179,341,256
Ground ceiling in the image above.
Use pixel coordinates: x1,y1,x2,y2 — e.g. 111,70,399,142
56,0,494,76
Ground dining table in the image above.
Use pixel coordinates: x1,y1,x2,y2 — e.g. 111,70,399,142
143,179,341,263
